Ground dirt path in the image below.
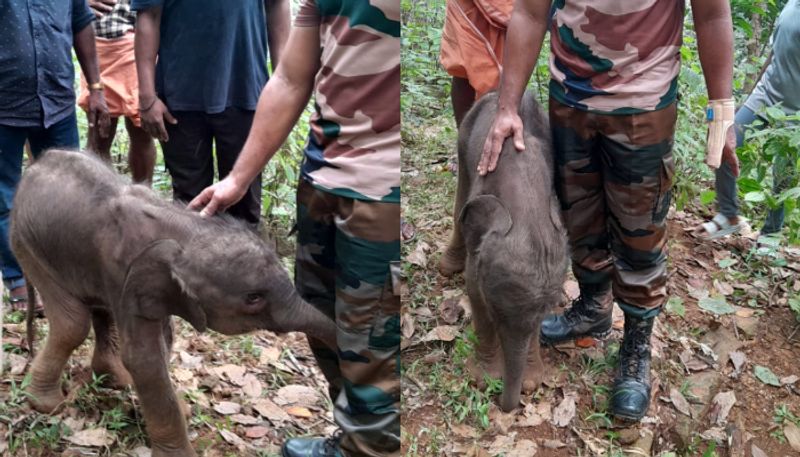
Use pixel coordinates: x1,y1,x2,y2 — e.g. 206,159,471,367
401,120,800,456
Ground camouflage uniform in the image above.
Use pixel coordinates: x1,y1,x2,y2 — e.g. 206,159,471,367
548,1,684,315
294,1,400,456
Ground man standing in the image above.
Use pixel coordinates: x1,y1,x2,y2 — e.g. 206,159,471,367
0,0,109,309
189,1,400,455
445,0,737,421
132,0,290,225
79,0,156,184
699,0,800,240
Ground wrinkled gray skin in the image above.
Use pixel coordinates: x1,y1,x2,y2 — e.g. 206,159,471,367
11,150,336,457
449,92,567,412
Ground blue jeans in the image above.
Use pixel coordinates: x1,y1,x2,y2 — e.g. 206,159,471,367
715,106,789,234
0,111,79,289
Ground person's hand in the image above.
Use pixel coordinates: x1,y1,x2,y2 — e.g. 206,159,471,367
88,0,117,17
478,108,525,175
188,176,248,217
720,125,739,177
140,97,177,142
87,89,111,138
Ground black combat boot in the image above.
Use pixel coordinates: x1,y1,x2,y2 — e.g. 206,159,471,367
610,314,655,421
540,296,613,344
281,431,343,457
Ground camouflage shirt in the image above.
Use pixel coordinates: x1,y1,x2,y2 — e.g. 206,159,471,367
296,0,401,203
549,0,685,115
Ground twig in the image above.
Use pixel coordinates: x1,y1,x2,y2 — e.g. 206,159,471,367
732,317,740,341
788,323,800,342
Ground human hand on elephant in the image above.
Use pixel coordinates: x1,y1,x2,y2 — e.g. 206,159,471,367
188,175,248,217
478,106,526,176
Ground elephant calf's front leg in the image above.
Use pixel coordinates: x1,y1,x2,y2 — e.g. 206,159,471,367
121,317,196,457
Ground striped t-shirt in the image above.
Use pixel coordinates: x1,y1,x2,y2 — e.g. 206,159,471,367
549,0,685,114
296,0,401,203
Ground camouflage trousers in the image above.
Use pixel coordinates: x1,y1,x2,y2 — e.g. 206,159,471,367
549,99,676,318
294,179,401,457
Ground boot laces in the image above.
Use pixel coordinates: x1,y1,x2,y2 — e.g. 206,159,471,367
322,430,343,455
621,320,650,378
562,297,589,326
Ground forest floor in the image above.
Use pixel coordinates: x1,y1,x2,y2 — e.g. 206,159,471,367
400,118,800,457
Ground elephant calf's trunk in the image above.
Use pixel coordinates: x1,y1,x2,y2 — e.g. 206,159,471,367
280,292,338,351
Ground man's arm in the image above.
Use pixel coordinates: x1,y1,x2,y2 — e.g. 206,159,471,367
266,0,291,70
135,6,176,141
479,0,551,175
189,26,321,216
691,0,739,175
73,24,110,132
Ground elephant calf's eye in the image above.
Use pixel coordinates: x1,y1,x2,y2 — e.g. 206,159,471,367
245,293,265,306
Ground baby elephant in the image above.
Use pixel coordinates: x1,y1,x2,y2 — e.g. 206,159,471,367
440,92,568,412
11,150,336,457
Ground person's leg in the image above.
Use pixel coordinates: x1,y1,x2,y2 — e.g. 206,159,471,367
541,99,613,343
210,108,261,226
27,111,80,156
451,76,476,127
86,117,119,162
0,124,30,302
160,111,214,204
715,107,756,221
293,179,342,401
599,103,678,421
124,117,156,184
332,197,400,457
763,121,795,234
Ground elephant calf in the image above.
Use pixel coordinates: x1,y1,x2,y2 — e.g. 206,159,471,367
11,150,336,457
440,91,568,412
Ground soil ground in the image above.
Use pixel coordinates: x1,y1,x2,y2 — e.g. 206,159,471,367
401,119,800,457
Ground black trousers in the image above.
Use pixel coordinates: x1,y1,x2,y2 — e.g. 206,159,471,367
162,107,261,225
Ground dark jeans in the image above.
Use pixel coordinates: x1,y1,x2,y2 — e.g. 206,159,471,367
716,106,791,234
0,111,79,288
162,107,261,225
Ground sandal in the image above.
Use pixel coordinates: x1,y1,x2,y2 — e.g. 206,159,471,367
6,285,44,316
697,214,743,240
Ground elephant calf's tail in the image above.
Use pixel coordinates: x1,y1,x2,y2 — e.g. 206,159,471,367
26,279,37,356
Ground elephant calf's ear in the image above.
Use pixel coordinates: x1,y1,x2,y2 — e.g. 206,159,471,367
458,195,513,250
120,240,207,331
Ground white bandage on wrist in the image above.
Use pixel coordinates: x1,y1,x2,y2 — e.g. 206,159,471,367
705,98,735,169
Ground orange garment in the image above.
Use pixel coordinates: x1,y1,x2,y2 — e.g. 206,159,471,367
440,0,514,98
78,32,141,126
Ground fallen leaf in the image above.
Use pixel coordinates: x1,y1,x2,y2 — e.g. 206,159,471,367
563,280,580,301
245,426,270,439
734,307,755,318
508,439,537,457
231,414,260,425
542,439,566,449
517,400,551,427
7,353,26,375
751,443,768,457
451,423,478,439
699,295,735,315
488,406,515,435
714,280,734,296
179,351,203,369
274,385,319,407
219,429,246,447
781,375,799,385
241,374,262,398
286,406,313,418
701,427,727,443
709,391,736,425
729,351,747,375
665,296,686,318
213,364,247,386
401,313,415,339
440,296,464,324
487,432,517,456
575,336,597,348
131,446,151,457
66,428,114,447
407,242,429,267
551,394,576,428
680,349,709,372
753,365,781,387
251,398,291,424
717,258,738,268
689,287,710,301
670,388,692,417
259,346,281,365
173,368,194,383
213,401,242,415
423,325,460,343
784,423,800,452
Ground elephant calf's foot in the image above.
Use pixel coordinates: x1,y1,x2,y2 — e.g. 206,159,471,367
28,384,66,414
521,362,545,393
92,357,134,389
151,446,197,457
466,355,503,390
438,246,466,277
